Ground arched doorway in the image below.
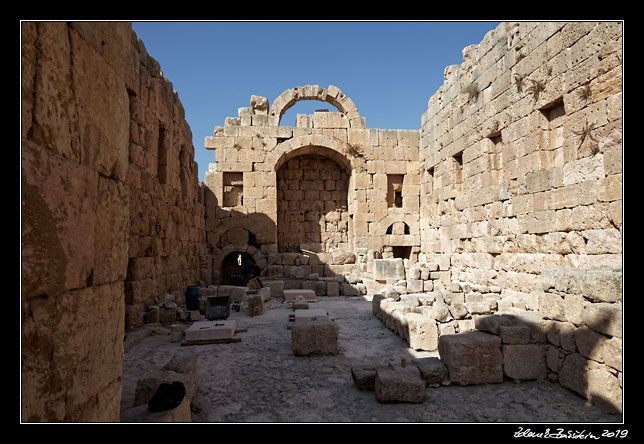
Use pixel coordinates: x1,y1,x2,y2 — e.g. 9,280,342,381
220,251,259,286
276,152,350,253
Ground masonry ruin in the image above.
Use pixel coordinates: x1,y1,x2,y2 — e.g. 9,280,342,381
21,21,623,422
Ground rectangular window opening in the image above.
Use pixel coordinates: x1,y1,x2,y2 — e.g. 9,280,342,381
157,124,168,184
539,96,566,154
387,174,404,208
453,151,463,196
223,172,244,207
488,135,503,184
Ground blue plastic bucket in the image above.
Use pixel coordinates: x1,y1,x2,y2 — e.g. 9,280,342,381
185,285,201,311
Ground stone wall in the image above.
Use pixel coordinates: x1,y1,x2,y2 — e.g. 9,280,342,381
21,22,210,422
419,22,622,306
205,85,421,282
276,154,350,252
538,267,622,412
124,29,211,330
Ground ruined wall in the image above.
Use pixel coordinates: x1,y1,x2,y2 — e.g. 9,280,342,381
420,21,622,306
124,29,211,330
21,22,209,421
205,85,421,283
417,21,622,411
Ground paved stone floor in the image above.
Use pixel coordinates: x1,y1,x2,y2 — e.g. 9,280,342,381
121,296,623,424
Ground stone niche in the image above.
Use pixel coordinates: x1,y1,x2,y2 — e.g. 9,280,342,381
277,154,350,253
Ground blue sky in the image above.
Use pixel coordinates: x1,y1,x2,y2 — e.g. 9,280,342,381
131,21,500,182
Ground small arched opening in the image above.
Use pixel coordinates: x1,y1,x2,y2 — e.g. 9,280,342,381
220,251,260,286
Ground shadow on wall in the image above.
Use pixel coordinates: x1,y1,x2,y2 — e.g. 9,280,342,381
372,266,623,416
203,186,351,292
473,310,622,415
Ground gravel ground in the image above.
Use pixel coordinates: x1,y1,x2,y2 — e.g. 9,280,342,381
121,296,622,424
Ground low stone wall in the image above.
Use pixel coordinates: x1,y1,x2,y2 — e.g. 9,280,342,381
537,266,622,413
373,265,622,413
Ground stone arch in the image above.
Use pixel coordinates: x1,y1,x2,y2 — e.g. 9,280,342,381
213,214,277,248
273,141,353,253
270,134,362,173
377,214,420,238
386,221,411,235
268,85,365,128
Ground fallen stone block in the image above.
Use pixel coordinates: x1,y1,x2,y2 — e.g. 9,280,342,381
247,293,264,317
438,331,503,385
169,324,185,343
412,357,448,386
292,301,309,311
351,366,376,391
184,320,236,342
291,316,339,356
217,285,248,303
124,353,198,423
374,365,426,403
372,293,385,319
262,280,284,298
283,289,317,302
292,309,329,324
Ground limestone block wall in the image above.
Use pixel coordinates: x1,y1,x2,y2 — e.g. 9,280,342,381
205,85,421,282
21,22,209,421
538,267,622,412
124,31,211,330
276,154,350,252
419,22,622,306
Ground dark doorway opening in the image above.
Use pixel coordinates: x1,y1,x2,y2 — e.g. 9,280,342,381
221,252,259,286
392,246,412,260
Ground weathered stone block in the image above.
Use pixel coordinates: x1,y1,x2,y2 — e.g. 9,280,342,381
583,302,622,338
406,313,439,351
293,309,328,324
341,283,359,296
184,320,236,342
575,326,622,371
502,344,547,380
541,267,622,303
262,280,284,298
438,331,503,385
559,353,622,413
374,365,426,403
247,294,264,317
373,258,405,281
217,285,248,303
283,289,317,301
412,357,448,385
291,317,339,356
326,281,340,297
351,366,376,391
406,278,424,293
499,325,531,344
372,293,385,318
